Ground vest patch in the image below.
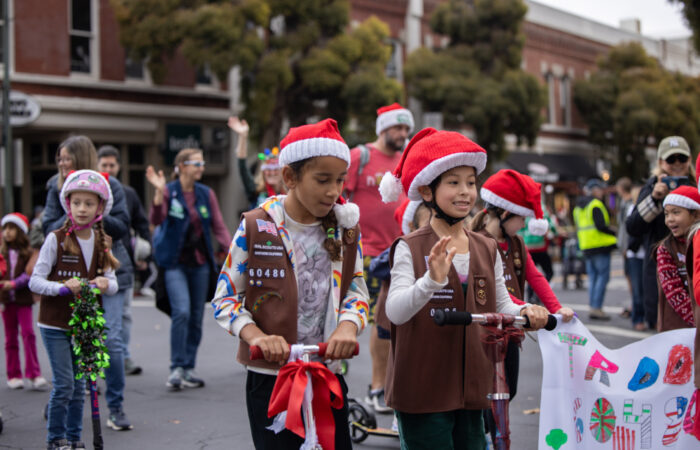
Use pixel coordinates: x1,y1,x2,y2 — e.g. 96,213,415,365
256,219,278,236
252,242,284,258
168,198,186,219
430,288,455,301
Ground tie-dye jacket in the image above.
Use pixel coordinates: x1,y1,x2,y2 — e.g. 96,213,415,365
211,195,369,341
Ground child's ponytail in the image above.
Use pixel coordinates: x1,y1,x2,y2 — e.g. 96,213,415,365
321,211,343,262
469,206,505,233
94,220,120,273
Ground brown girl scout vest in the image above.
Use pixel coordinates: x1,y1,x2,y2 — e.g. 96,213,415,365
685,237,700,389
39,231,99,329
236,208,360,371
658,236,694,331
0,251,33,306
477,230,526,300
385,226,497,413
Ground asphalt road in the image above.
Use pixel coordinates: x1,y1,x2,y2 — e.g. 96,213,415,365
0,254,650,449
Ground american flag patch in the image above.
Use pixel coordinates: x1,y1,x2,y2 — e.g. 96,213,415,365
256,219,277,236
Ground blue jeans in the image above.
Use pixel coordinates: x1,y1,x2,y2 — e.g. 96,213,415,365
121,285,134,360
102,290,126,411
40,327,85,443
626,257,645,325
585,253,611,309
165,264,210,370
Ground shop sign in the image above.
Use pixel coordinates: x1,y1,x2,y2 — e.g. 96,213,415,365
0,91,41,126
164,124,201,165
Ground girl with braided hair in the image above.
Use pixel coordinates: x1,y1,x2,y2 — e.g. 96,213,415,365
30,170,120,450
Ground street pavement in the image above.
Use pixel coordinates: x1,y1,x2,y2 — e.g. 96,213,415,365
0,253,652,449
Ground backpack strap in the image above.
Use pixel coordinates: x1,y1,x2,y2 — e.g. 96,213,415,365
349,145,371,202
339,225,360,301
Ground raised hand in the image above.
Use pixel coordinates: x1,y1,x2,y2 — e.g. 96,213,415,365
228,116,249,136
428,236,457,283
145,165,166,192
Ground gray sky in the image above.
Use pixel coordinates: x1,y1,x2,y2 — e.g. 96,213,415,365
532,0,691,38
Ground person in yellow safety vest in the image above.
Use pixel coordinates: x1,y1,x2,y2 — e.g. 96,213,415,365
575,179,618,320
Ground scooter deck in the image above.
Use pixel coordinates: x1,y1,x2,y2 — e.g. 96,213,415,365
350,422,399,438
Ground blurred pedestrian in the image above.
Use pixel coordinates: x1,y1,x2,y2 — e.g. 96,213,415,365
518,206,556,304
575,179,617,320
626,136,695,329
229,116,286,209
41,136,134,431
98,145,151,376
344,103,413,414
147,148,231,391
616,177,634,318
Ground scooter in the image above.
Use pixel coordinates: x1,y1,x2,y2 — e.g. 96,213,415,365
433,310,557,450
347,399,398,444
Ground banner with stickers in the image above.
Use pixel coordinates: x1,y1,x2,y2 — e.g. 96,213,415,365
537,318,697,449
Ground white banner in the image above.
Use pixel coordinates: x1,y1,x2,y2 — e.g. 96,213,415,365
537,318,697,449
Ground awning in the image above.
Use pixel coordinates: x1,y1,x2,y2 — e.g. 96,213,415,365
498,151,597,183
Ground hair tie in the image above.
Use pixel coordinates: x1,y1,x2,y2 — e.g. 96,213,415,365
104,248,109,253
326,227,335,239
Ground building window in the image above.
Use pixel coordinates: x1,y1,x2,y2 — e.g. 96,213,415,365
386,40,402,80
196,63,213,85
125,56,144,79
545,72,556,125
70,0,96,74
560,75,571,128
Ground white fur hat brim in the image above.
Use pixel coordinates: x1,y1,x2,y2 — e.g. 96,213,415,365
1,215,28,234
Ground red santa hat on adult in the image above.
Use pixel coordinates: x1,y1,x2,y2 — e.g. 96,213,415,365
1,212,29,235
376,103,415,137
379,128,487,203
278,118,358,228
394,199,423,235
480,169,549,236
663,185,700,210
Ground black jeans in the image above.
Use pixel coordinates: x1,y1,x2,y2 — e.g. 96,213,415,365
246,370,352,450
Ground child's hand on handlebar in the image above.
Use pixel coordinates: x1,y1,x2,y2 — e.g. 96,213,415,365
90,277,109,293
250,334,290,365
428,236,457,284
64,278,82,295
521,305,549,329
325,321,358,360
556,307,575,322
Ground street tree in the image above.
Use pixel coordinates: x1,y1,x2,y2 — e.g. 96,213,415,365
110,0,403,146
669,0,700,53
404,0,545,161
573,42,700,180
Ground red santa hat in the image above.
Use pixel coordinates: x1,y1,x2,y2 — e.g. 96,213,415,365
394,199,423,235
379,128,487,203
279,118,350,167
1,212,29,235
480,169,549,236
376,103,415,136
663,185,700,210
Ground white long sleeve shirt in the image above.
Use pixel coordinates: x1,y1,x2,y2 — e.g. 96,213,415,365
386,240,525,325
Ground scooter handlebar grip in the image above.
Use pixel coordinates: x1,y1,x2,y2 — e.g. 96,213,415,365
249,345,265,361
545,314,558,331
433,310,472,326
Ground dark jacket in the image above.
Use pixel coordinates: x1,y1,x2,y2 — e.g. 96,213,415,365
122,184,151,263
626,175,668,326
42,174,133,290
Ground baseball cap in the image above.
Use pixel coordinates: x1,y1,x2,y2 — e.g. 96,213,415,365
657,136,691,161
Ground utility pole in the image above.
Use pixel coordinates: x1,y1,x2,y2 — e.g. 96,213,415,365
2,0,12,214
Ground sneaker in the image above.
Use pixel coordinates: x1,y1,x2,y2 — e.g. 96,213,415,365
30,376,49,390
166,367,184,391
589,309,610,321
70,442,86,450
182,369,205,388
106,408,133,431
46,439,71,450
391,415,399,433
7,378,23,389
633,323,648,331
124,358,142,376
364,385,392,414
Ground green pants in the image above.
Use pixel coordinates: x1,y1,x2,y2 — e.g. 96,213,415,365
395,409,487,450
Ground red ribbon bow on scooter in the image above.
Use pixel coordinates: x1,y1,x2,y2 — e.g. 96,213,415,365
268,360,344,450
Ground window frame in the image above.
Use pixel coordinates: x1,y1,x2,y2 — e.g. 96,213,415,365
68,0,99,78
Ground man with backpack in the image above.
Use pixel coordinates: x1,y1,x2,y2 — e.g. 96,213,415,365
344,103,413,414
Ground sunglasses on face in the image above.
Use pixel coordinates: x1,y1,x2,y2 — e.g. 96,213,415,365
665,153,689,164
183,161,206,168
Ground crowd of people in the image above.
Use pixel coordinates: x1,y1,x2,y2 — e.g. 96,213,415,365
0,104,698,449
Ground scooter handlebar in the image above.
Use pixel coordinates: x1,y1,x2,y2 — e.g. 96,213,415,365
433,310,557,331
249,342,360,361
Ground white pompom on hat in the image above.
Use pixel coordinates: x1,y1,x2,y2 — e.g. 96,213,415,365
1,212,29,235
480,169,549,236
663,185,700,210
378,128,487,203
333,196,360,229
376,103,415,136
278,118,350,167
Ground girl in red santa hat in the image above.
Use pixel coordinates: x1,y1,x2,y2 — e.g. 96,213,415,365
211,118,368,449
469,169,574,443
378,128,550,448
656,185,700,332
1,213,48,390
685,157,700,441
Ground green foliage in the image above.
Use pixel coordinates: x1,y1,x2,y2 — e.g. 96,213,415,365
69,280,110,382
404,0,543,160
573,42,700,179
110,0,401,145
669,0,700,53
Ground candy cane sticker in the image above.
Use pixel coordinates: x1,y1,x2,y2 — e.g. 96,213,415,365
623,399,652,449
